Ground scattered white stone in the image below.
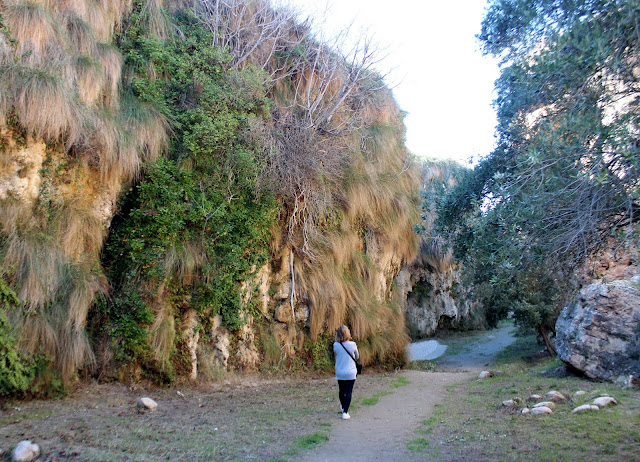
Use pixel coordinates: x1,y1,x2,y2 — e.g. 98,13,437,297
11,440,40,462
136,397,158,411
572,405,599,414
533,401,556,409
531,406,553,415
528,394,542,401
574,390,587,397
593,397,617,407
546,391,567,402
478,371,492,379
502,399,516,407
521,407,530,415
176,391,185,398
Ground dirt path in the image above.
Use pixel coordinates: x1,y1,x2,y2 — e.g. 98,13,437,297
298,325,517,462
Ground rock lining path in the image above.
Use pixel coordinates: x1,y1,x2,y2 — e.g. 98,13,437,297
298,324,517,462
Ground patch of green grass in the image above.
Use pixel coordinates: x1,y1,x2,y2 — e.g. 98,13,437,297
495,333,544,365
0,410,57,425
390,376,411,388
359,390,391,406
420,333,640,461
296,432,329,449
415,417,437,435
407,437,430,451
284,431,329,456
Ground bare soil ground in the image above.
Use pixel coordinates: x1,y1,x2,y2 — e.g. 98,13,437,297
0,326,516,461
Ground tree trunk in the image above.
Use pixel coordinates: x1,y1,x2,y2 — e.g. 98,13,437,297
539,325,556,357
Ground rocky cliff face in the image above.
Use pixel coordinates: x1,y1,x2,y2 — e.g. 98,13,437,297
396,238,473,339
555,278,640,383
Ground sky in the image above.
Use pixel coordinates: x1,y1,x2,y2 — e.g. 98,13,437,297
282,0,501,164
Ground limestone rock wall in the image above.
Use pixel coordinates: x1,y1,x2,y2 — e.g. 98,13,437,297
397,239,473,339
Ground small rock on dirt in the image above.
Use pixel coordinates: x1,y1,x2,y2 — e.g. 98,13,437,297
137,397,158,411
574,390,586,397
572,405,599,413
528,394,542,401
593,397,617,407
531,406,553,415
502,399,516,407
12,440,40,462
521,407,530,415
478,371,492,379
546,391,567,402
533,401,556,409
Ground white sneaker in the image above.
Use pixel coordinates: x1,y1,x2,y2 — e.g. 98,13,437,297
342,412,351,420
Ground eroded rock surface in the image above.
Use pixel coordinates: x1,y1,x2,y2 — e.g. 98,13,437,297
555,280,640,382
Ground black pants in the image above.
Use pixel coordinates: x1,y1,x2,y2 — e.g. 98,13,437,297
338,379,355,413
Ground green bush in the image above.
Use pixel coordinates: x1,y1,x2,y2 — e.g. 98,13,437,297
101,7,277,379
0,279,35,396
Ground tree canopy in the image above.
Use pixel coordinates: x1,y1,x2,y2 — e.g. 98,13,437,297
437,0,640,336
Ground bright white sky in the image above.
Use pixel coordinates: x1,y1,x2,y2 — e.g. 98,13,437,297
282,0,500,163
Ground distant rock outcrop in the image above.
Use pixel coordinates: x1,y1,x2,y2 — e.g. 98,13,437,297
555,279,640,382
397,237,474,338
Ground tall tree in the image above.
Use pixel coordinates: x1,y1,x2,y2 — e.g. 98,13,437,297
440,0,640,339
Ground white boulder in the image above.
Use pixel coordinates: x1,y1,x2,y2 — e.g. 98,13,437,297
521,407,530,415
528,394,542,401
478,371,492,379
592,396,617,407
136,397,158,411
574,390,587,397
531,406,553,415
546,391,567,402
11,441,40,462
533,401,556,409
572,405,599,414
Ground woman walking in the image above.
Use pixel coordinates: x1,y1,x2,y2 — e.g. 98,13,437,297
334,325,359,420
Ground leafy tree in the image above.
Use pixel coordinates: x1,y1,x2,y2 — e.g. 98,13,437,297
439,0,640,343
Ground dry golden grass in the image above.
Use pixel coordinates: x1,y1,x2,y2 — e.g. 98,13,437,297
164,241,206,286
62,10,97,55
74,57,106,106
55,200,107,258
5,65,82,145
3,1,63,64
95,43,123,108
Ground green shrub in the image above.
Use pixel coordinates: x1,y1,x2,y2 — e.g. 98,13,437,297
101,7,276,380
0,279,35,396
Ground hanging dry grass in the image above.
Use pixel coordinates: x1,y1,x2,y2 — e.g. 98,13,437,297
3,1,63,64
62,11,97,55
96,43,123,108
164,242,206,286
5,64,84,145
121,93,169,168
140,0,170,39
55,200,107,258
0,0,172,385
149,303,176,367
74,57,106,106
